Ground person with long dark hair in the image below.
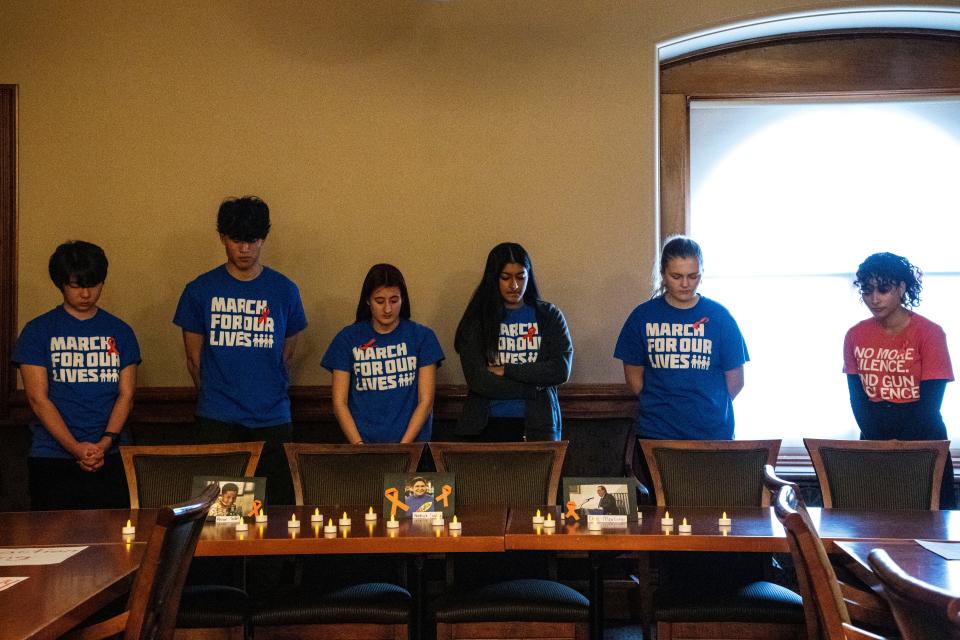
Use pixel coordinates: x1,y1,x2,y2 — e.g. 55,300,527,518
844,252,955,508
454,242,572,441
614,235,748,440
322,264,444,444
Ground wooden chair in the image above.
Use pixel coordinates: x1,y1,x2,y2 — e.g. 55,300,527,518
773,485,886,640
804,438,949,510
559,416,635,478
427,441,588,640
250,443,422,640
429,440,567,507
867,547,960,639
119,442,262,639
65,484,221,640
284,442,423,506
640,439,805,640
120,442,263,509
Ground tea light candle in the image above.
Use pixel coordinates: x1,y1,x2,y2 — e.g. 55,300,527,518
386,515,400,529
718,512,732,527
588,518,602,531
678,518,692,534
255,510,268,523
365,507,377,522
288,514,300,528
543,513,556,528
323,518,337,534
432,513,444,526
661,511,674,527
448,515,462,531
532,509,544,525
338,512,351,527
236,519,248,532
121,519,136,535
311,508,323,524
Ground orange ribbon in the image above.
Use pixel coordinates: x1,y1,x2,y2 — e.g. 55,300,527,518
247,499,262,517
436,485,453,508
565,501,580,521
384,487,410,520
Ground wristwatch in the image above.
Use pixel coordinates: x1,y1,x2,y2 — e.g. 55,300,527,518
102,431,121,444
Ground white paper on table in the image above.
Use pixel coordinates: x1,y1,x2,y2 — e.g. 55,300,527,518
915,540,960,560
0,547,87,566
0,577,28,591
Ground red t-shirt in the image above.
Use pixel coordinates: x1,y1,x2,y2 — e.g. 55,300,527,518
843,312,954,403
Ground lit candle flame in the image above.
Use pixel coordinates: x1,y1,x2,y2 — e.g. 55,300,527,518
327,518,333,526
368,506,374,514
536,509,541,517
342,512,348,520
126,519,131,528
665,511,670,519
546,513,553,521
682,518,688,526
453,515,459,523
722,512,727,519
291,514,297,522
314,508,320,516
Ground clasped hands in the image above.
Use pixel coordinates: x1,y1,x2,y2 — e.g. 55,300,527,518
74,441,107,472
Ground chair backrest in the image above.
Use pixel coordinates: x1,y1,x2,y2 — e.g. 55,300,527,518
120,442,263,509
763,463,802,503
804,438,948,510
125,483,220,640
773,485,850,640
559,417,635,478
867,548,960,640
640,439,780,507
428,441,567,507
284,443,423,506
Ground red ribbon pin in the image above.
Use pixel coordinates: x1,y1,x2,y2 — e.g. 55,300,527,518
258,307,271,325
524,326,537,340
360,338,376,350
692,317,710,329
106,337,118,355
384,488,410,520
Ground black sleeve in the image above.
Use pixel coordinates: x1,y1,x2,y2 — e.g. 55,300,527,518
847,374,874,435
917,379,949,439
458,319,535,400
502,304,573,387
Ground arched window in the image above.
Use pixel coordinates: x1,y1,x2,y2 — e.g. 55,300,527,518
659,30,960,448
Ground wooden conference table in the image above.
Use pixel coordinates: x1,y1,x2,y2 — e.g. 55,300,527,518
2,505,958,640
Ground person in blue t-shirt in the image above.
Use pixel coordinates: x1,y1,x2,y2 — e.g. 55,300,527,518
13,241,141,510
322,264,444,443
173,196,307,505
454,243,573,442
614,235,748,441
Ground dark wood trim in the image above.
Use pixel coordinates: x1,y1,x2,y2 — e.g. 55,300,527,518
0,86,16,419
659,30,960,241
4,383,639,424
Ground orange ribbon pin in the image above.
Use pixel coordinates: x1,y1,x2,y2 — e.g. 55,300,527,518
384,488,410,520
436,484,453,508
565,501,580,521
247,499,262,517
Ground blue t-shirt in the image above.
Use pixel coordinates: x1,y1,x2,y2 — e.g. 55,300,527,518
614,295,748,440
12,306,141,458
173,265,307,428
321,319,444,442
489,304,539,418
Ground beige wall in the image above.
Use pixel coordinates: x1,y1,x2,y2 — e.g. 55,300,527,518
0,0,938,387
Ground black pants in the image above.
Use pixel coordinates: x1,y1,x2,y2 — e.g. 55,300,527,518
29,454,129,510
195,417,294,506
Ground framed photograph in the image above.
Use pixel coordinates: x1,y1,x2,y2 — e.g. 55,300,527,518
191,476,265,522
562,477,638,521
382,473,455,520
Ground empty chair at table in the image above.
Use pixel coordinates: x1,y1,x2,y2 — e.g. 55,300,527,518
428,441,589,640
805,438,950,510
867,547,960,640
640,438,805,640
773,485,887,640
119,442,263,638
65,484,221,640
249,443,423,640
